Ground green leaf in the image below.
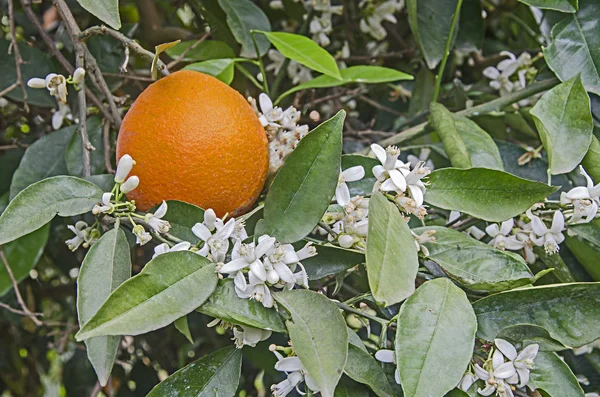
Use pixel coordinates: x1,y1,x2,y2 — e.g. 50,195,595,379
406,0,460,69
518,0,577,12
366,192,418,306
0,176,103,245
565,223,600,280
344,344,395,397
430,103,472,168
341,155,379,197
75,252,218,340
66,117,106,176
75,0,121,29
174,316,193,343
277,66,413,103
184,59,235,84
155,200,205,244
529,352,585,396
0,224,49,297
530,75,593,175
217,0,271,58
543,0,600,95
414,226,534,292
258,111,344,243
258,31,341,79
165,40,236,61
424,168,558,222
147,346,242,397
473,282,600,347
275,289,348,397
454,116,503,170
334,376,371,397
300,243,364,280
197,279,286,332
582,135,600,182
10,126,77,199
496,324,567,352
77,228,131,386
456,0,484,51
395,278,477,397
534,246,576,283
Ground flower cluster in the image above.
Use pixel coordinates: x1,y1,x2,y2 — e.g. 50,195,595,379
561,166,600,224
358,0,403,41
483,51,536,97
270,343,320,397
305,0,344,47
322,195,370,250
250,93,310,175
266,50,313,85
207,319,272,349
65,221,99,251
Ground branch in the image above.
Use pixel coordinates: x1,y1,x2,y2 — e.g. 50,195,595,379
103,119,115,173
166,32,210,70
8,0,29,112
75,51,92,176
0,82,19,98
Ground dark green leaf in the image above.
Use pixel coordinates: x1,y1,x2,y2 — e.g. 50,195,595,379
157,200,205,244
454,116,503,170
217,0,271,58
300,243,364,281
174,316,193,343
456,0,484,51
75,0,120,29
334,376,372,397
165,40,236,61
66,117,106,176
496,324,567,351
518,0,577,12
345,344,394,397
582,135,600,182
184,59,235,84
341,155,379,197
529,352,585,396
430,103,472,168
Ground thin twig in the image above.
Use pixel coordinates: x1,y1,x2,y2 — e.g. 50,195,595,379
166,32,210,69
7,0,29,112
103,119,115,173
0,145,19,151
357,95,403,116
0,248,43,326
102,72,154,82
74,48,91,176
432,0,464,102
89,381,102,397
0,301,43,318
0,82,19,98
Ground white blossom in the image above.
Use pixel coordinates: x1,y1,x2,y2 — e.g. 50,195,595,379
375,349,401,384
485,218,524,251
336,166,365,206
271,350,320,397
153,241,192,259
144,201,171,234
495,339,539,388
561,166,599,224
359,0,403,40
115,154,135,183
120,176,140,194
28,73,68,103
132,224,151,245
529,210,565,254
483,51,533,97
407,148,434,170
65,221,91,251
371,143,410,193
193,218,236,263
232,325,271,348
72,67,86,84
412,229,436,257
52,102,72,130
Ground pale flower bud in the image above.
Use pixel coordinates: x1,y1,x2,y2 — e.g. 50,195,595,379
338,234,355,248
115,154,135,183
72,68,86,84
120,176,139,193
27,78,47,89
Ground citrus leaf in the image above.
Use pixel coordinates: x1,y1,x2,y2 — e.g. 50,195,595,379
341,154,380,197
152,40,181,80
197,279,286,333
334,376,371,397
218,0,271,58
75,252,218,340
366,192,418,306
430,103,472,169
395,278,477,397
300,243,364,280
345,344,395,397
473,282,600,347
529,352,585,397
154,200,205,244
456,0,484,51
414,226,534,292
66,117,106,176
184,59,235,84
454,116,503,170
174,316,193,343
530,75,593,175
0,176,103,245
258,31,341,79
518,0,577,12
582,135,600,182
75,0,121,29
424,168,558,222
258,110,344,243
275,289,348,397
147,346,242,397
77,228,131,386
496,325,567,352
165,40,236,61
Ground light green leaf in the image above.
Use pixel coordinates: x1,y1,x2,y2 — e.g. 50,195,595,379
496,325,567,352
530,75,593,174
430,103,472,168
258,31,341,79
0,224,49,297
582,135,600,182
414,226,534,292
218,0,271,58
147,346,242,397
407,0,460,69
77,228,131,386
184,59,235,84
473,282,600,347
197,279,286,333
366,192,418,306
0,176,103,245
341,155,380,197
165,40,236,61
543,0,600,95
258,111,344,243
529,352,585,396
344,344,395,397
565,220,600,280
300,243,364,281
424,168,558,222
395,278,477,397
174,316,193,343
66,117,106,176
275,289,348,397
518,0,577,12
277,66,413,103
75,0,121,29
76,252,218,340
454,116,503,170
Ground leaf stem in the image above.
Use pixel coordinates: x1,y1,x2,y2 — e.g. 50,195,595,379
250,31,269,95
235,63,264,90
336,302,388,326
432,0,464,103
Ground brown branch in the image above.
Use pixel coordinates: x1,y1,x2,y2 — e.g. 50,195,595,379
75,56,91,176
102,72,154,82
357,95,403,116
166,32,210,69
0,301,43,318
0,82,19,98
0,248,43,326
8,0,29,112
103,118,114,173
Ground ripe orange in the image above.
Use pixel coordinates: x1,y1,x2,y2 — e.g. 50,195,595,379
116,70,268,217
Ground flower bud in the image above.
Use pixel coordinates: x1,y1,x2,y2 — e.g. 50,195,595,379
72,68,86,84
27,78,47,89
115,154,135,183
338,234,355,248
266,269,280,285
120,176,139,193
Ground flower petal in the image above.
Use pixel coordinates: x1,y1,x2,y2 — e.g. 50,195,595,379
370,144,387,165
335,183,351,206
342,166,365,182
495,338,518,361
192,223,212,241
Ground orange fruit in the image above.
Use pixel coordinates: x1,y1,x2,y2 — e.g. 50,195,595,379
116,70,268,217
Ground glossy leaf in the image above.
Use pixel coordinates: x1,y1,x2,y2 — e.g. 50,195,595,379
582,135,600,182
414,226,534,292
454,116,503,170
165,40,236,61
259,31,341,79
530,75,593,174
76,252,218,340
174,316,193,343
77,228,131,386
66,117,106,176
565,224,600,281
366,192,418,306
424,168,558,222
217,0,271,58
156,200,205,244
407,0,460,69
395,278,477,397
341,155,379,196
197,279,286,332
518,0,577,12
0,224,49,297
76,0,120,29
258,111,344,243
496,324,567,352
430,103,472,168
0,176,103,245
184,59,235,84
473,282,600,347
147,346,242,397
529,352,585,396
275,289,348,397
300,243,364,280
344,344,394,397
543,0,600,95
